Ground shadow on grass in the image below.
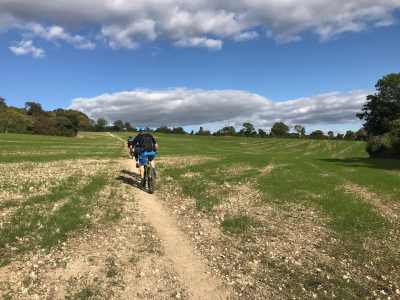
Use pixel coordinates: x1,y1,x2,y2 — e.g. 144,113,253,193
320,157,400,171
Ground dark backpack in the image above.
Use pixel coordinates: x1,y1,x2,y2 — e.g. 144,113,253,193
140,134,155,151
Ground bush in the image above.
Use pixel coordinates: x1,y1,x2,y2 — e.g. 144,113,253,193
365,119,400,159
389,119,400,154
366,135,392,157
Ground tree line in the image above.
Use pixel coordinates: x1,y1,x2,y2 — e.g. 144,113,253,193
149,122,367,141
0,99,366,141
0,100,92,137
1,72,398,158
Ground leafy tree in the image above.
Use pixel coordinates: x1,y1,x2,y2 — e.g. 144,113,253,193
196,126,211,136
0,108,31,133
55,116,76,136
389,119,400,153
0,97,7,110
271,122,289,137
25,101,43,115
344,130,356,140
32,114,57,135
310,130,326,139
328,131,335,139
358,73,400,136
156,126,172,133
336,133,344,140
215,126,236,136
294,125,305,137
172,127,186,134
113,120,125,131
355,128,368,141
240,122,256,137
366,135,392,158
96,118,108,131
258,129,267,138
125,122,134,131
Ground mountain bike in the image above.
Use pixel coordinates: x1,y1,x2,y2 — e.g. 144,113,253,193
141,151,157,194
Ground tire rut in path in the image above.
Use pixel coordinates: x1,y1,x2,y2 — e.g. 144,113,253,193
124,159,231,300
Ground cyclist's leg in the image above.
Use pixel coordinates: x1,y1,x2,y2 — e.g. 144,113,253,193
148,153,157,177
138,152,147,178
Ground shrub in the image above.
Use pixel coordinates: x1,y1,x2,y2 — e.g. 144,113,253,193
366,135,392,158
389,119,400,154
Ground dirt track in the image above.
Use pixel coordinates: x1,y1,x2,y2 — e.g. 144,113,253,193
124,159,231,299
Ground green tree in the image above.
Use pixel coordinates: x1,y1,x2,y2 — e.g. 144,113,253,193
0,108,31,133
125,122,134,131
113,120,125,131
355,128,368,141
196,126,211,136
0,97,7,110
294,125,305,137
96,118,108,131
25,101,43,115
172,127,186,134
258,129,267,138
271,122,289,137
32,114,57,135
55,116,76,136
156,126,172,133
358,73,400,136
310,130,326,139
344,130,356,140
240,122,256,137
389,119,400,153
215,126,236,136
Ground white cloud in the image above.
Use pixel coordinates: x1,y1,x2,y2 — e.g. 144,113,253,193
28,23,95,50
69,88,368,129
101,20,157,49
233,31,259,42
174,37,222,50
9,40,44,58
0,0,399,50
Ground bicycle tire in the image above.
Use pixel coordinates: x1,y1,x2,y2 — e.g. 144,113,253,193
148,166,155,194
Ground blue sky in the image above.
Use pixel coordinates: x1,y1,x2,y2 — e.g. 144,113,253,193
1,1,400,132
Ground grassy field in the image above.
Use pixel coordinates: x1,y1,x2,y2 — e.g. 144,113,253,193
1,132,399,299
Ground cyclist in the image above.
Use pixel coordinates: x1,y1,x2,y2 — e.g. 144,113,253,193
133,128,159,185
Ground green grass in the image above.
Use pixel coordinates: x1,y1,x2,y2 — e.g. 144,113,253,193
1,131,399,297
0,174,108,265
0,132,122,163
116,132,400,242
222,215,255,234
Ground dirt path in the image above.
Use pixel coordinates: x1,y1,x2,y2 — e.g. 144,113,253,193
124,159,231,300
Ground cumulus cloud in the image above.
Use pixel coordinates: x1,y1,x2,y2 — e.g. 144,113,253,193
0,0,399,50
27,23,95,50
174,37,222,50
9,40,44,58
69,88,368,128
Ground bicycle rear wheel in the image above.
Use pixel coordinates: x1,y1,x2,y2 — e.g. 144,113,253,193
147,166,156,194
